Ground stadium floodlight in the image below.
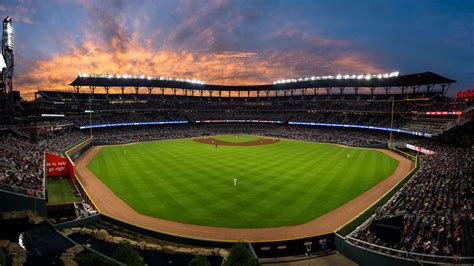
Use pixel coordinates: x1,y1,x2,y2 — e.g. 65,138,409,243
389,71,399,77
41,114,65,117
84,110,94,113
273,70,401,84
4,17,13,50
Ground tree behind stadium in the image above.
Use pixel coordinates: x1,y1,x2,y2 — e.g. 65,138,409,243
223,243,260,266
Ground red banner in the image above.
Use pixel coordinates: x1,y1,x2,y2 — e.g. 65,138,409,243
45,153,74,180
426,111,462,115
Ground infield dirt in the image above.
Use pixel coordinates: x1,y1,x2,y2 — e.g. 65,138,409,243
193,136,280,146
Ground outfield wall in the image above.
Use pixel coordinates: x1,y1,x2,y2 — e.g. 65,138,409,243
251,233,335,258
101,215,235,248
335,234,420,266
65,137,93,162
0,189,47,217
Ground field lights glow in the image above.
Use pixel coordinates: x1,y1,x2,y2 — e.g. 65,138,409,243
4,17,13,49
273,71,400,84
78,73,205,85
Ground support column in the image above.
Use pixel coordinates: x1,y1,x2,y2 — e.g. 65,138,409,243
105,86,110,94
135,87,139,94
265,90,270,97
441,83,450,96
384,86,391,95
121,86,125,95
370,86,375,96
426,84,433,93
339,87,345,95
354,87,359,95
400,86,407,95
160,87,165,95
147,87,153,94
89,86,96,94
326,88,331,95
73,86,80,93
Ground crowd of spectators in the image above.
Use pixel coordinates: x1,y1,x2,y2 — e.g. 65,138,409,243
0,131,88,198
36,90,473,115
90,123,415,147
1,113,472,261
350,143,473,259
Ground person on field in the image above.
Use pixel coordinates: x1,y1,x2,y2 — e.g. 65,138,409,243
347,153,350,159
233,178,237,186
215,143,218,148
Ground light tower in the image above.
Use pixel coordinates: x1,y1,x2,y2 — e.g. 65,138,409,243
1,16,14,123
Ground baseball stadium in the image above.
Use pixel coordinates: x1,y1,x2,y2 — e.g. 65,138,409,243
1,4,474,266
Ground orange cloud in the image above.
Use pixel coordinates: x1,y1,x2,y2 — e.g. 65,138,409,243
15,33,384,98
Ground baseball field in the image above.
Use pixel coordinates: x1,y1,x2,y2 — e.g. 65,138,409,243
86,135,399,228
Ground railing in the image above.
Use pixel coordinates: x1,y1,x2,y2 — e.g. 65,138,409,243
346,236,474,264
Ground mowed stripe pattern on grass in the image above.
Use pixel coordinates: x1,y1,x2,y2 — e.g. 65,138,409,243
47,179,81,205
87,137,398,228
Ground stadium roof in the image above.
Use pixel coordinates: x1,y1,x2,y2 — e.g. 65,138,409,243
70,71,455,92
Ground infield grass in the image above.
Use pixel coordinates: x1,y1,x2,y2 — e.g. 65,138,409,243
212,135,260,142
87,135,399,228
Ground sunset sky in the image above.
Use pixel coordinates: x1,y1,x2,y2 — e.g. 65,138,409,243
1,0,473,98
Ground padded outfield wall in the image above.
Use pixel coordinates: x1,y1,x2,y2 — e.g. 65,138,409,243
64,137,95,207
0,189,47,217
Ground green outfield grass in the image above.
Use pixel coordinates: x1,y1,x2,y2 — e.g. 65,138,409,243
87,135,399,228
47,179,81,205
